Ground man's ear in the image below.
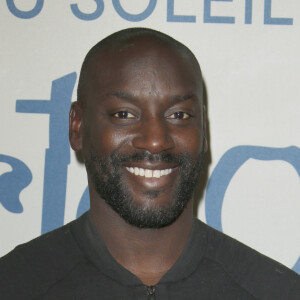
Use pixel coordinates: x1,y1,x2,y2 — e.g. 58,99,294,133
69,101,83,151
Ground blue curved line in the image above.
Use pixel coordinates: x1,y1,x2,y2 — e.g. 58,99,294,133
0,154,32,213
112,0,157,22
76,187,90,218
205,145,300,274
70,0,104,21
6,0,44,19
205,145,300,231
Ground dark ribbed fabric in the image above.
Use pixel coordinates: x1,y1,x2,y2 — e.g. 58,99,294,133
0,212,299,299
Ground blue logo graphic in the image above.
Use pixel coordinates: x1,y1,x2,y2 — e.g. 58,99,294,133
70,0,104,21
0,155,32,213
1,74,299,274
5,0,293,25
77,187,90,218
205,145,300,273
16,73,77,234
6,0,44,19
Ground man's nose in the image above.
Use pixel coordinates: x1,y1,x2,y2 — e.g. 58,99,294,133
132,117,175,153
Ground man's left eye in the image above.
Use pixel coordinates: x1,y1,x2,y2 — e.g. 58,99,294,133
167,112,191,120
112,111,135,119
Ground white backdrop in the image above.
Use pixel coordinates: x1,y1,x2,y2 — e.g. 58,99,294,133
0,0,299,274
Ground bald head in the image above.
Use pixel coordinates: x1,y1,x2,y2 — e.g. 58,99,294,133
77,27,202,104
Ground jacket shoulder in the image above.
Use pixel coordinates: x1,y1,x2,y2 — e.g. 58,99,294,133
0,220,85,299
196,220,300,299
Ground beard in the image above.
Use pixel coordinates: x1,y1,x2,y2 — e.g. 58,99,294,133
85,149,204,229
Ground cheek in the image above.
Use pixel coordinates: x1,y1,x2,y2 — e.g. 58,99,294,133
173,127,203,155
85,124,133,156
100,129,128,154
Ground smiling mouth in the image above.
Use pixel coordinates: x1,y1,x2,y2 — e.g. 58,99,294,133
125,167,174,178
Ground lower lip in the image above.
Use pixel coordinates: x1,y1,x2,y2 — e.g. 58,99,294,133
124,167,178,189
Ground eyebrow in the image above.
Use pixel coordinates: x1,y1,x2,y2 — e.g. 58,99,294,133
110,91,134,99
109,91,198,104
168,94,197,104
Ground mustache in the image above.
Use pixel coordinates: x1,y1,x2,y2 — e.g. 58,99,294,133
111,151,192,165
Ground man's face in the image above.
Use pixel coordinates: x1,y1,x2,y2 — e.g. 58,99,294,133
75,38,206,228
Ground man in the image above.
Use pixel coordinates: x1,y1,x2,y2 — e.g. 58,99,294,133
0,28,299,299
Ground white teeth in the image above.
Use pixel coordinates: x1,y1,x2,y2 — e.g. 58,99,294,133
134,167,139,175
126,167,173,178
153,170,160,178
145,169,152,178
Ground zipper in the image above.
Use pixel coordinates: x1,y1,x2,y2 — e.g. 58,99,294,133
146,285,156,300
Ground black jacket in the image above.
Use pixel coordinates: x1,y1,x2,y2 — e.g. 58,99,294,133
0,212,299,299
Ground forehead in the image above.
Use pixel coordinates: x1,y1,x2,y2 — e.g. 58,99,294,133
83,37,202,105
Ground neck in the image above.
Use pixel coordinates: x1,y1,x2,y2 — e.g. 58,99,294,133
89,191,194,286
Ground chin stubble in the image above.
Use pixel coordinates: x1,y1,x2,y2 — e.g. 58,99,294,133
85,150,204,229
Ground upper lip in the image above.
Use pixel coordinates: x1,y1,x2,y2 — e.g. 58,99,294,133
122,162,178,170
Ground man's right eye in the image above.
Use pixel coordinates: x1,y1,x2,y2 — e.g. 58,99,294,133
112,111,135,119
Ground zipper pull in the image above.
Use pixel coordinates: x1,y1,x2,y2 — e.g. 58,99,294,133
146,285,156,300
